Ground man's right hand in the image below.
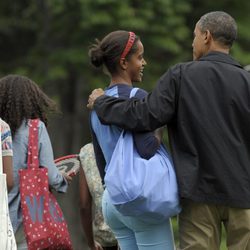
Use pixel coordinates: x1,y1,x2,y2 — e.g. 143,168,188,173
87,88,105,110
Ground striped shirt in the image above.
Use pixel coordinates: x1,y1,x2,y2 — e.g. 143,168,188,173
1,118,13,157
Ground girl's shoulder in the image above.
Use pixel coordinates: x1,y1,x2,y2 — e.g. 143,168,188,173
132,87,148,99
0,118,11,133
33,120,47,139
105,84,148,99
37,120,46,129
20,119,46,130
16,119,47,138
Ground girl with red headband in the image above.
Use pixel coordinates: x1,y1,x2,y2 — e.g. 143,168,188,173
88,30,175,250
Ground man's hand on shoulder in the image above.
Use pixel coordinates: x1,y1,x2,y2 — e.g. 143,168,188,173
87,88,105,109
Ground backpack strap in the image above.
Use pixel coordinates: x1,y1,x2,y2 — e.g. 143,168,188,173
129,87,139,98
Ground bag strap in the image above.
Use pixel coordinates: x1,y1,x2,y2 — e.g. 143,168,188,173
129,87,139,98
0,119,3,174
27,119,40,169
119,88,139,138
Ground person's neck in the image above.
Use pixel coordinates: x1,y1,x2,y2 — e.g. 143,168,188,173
210,48,229,54
109,75,132,87
208,43,230,55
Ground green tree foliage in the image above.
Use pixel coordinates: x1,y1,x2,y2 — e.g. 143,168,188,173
82,0,191,85
0,0,191,87
0,1,249,248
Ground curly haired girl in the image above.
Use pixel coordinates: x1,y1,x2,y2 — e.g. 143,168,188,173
0,74,72,249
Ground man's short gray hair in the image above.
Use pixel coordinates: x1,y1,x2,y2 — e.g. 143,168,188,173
198,11,237,48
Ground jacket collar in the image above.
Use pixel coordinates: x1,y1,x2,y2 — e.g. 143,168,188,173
199,51,243,69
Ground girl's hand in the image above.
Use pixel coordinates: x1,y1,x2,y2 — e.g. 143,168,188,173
90,241,103,250
62,172,73,185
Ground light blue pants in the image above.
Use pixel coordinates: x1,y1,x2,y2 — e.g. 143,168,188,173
102,189,175,250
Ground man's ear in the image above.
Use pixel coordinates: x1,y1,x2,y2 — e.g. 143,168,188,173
120,58,128,70
204,30,212,44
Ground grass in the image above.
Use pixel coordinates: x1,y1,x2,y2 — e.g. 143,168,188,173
171,217,227,250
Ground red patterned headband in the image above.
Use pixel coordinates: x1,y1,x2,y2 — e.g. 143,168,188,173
120,32,136,60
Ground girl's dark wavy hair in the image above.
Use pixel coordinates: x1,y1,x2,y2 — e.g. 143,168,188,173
88,30,140,74
0,74,57,137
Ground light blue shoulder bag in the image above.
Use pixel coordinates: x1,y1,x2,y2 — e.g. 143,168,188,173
104,88,181,222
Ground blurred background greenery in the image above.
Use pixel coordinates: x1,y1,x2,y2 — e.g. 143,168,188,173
0,0,249,249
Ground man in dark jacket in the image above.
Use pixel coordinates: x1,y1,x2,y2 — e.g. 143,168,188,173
87,11,250,250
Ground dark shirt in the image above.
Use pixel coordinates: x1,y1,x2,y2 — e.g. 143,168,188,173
93,52,250,208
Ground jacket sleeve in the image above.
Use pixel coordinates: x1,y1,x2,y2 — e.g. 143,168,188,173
38,122,68,193
132,89,160,159
94,65,180,132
